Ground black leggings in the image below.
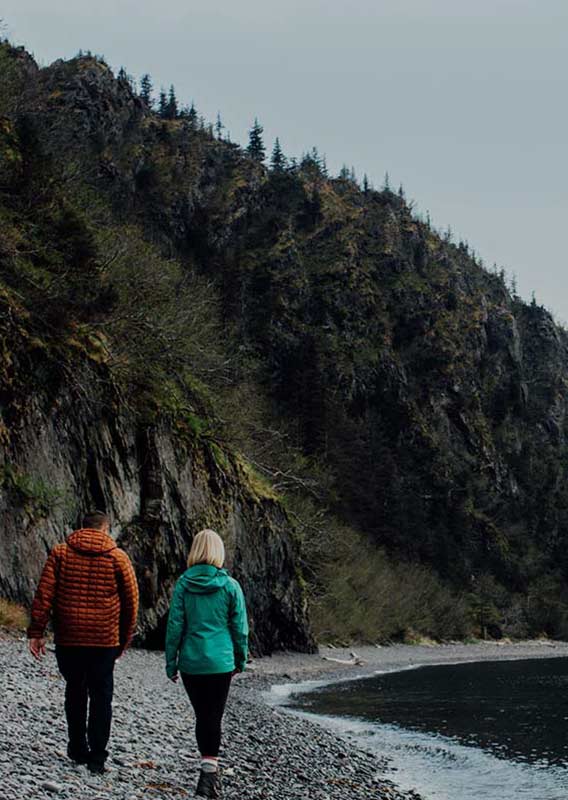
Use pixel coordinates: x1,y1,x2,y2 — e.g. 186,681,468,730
181,672,233,757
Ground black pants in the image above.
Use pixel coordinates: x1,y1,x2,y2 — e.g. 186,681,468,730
55,645,120,765
181,672,233,757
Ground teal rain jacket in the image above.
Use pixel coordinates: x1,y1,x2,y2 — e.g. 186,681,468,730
165,564,249,677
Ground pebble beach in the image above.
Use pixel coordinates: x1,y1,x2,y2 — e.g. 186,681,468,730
3,637,568,800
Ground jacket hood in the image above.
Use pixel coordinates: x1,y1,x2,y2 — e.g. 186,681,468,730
179,564,230,594
66,528,117,555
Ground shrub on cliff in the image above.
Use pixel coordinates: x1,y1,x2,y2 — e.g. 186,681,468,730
0,598,28,631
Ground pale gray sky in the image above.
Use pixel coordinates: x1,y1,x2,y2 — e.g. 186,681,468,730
4,1,568,319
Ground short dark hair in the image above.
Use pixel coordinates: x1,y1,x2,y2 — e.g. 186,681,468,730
82,510,110,530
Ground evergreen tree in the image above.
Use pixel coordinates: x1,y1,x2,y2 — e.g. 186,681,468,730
215,112,224,139
339,164,350,180
139,74,153,107
166,85,178,119
247,118,265,162
117,67,135,91
308,147,328,176
299,148,323,178
383,171,390,191
158,89,168,118
363,174,370,194
270,137,287,172
187,102,198,127
301,149,314,169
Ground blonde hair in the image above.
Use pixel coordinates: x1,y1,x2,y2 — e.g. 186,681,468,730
187,529,225,569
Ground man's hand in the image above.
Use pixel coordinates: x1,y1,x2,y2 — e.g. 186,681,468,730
29,638,46,661
169,672,179,683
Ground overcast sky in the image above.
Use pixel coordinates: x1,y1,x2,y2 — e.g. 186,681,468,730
3,1,567,319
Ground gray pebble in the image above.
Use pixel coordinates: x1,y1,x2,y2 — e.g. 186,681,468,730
0,641,421,800
42,781,63,793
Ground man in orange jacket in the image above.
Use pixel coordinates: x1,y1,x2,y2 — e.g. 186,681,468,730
28,510,139,774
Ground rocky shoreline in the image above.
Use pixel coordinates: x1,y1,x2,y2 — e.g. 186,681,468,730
0,638,421,800
3,638,568,799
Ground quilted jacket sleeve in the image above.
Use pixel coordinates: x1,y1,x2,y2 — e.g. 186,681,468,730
114,549,139,650
228,579,249,672
27,546,61,639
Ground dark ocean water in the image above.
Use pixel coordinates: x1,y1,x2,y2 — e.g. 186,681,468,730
284,657,568,800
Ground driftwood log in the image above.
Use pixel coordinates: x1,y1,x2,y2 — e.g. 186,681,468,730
322,650,367,666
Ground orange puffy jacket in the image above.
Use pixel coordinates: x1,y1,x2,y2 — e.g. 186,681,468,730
27,528,139,649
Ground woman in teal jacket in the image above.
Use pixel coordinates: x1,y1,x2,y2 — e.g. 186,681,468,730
165,529,248,799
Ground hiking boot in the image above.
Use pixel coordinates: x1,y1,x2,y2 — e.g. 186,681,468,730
196,768,222,798
87,761,106,775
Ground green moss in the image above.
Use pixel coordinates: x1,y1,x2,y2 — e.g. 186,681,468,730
137,379,213,444
1,464,71,518
185,412,206,437
210,442,229,470
235,455,279,501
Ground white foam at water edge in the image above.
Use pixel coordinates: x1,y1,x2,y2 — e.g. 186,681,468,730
267,662,424,706
288,709,568,800
267,665,568,800
290,711,568,800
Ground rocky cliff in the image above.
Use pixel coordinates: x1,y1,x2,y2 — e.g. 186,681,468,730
3,40,568,643
0,381,312,653
0,44,314,653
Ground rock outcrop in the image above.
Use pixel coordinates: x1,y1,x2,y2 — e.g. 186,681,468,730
0,381,313,653
4,41,568,642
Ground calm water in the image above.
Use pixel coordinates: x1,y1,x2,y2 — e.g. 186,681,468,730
284,657,568,800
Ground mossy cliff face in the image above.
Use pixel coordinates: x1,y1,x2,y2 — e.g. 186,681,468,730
3,43,568,641
76,64,568,606
0,382,313,653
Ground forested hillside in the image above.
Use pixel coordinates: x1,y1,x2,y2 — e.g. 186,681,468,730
2,40,568,644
